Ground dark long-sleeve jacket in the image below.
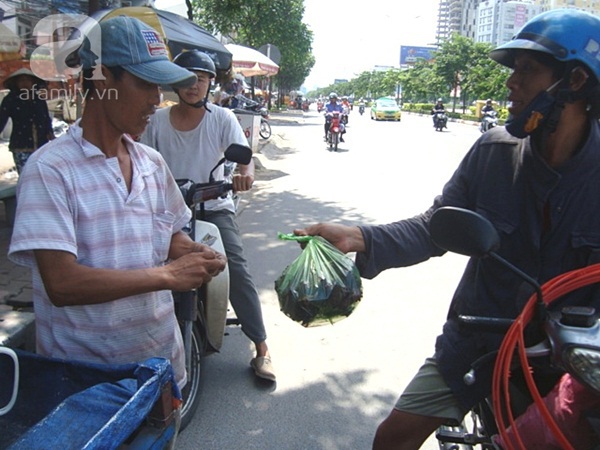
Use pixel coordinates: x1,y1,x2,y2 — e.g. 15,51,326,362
0,90,53,151
355,122,600,408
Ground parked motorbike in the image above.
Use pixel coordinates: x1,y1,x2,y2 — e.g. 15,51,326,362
430,207,600,449
174,143,253,430
238,97,271,140
480,110,498,133
325,111,344,152
433,111,448,131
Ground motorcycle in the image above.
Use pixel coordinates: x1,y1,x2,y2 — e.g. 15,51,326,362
237,97,271,140
433,111,448,131
430,207,600,449
174,143,253,431
341,104,350,125
317,99,324,113
480,110,498,133
358,104,365,115
325,111,344,152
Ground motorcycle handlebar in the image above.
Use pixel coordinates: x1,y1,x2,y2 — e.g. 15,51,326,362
192,181,234,205
177,179,234,207
458,315,514,333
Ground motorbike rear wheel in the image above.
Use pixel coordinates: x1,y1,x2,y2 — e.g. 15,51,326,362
179,323,205,431
259,119,271,139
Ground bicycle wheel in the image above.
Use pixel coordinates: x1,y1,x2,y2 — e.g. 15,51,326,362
259,119,271,139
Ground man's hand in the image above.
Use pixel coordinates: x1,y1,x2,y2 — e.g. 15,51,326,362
165,247,227,291
232,173,254,192
293,223,365,254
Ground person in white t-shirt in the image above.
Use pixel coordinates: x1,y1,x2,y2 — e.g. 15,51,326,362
8,17,226,390
140,50,275,382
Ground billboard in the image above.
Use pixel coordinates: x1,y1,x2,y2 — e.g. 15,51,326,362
400,46,436,65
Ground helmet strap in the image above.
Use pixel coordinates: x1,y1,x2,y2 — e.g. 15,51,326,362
538,62,588,137
176,90,212,111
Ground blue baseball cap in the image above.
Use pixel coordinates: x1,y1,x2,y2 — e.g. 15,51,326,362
79,16,196,88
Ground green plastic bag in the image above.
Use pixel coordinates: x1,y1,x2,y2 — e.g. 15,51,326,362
275,233,363,327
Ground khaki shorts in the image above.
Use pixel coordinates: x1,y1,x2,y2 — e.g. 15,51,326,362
394,357,467,425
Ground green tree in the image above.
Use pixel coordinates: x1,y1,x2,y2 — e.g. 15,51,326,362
465,44,510,103
191,0,315,92
308,34,510,109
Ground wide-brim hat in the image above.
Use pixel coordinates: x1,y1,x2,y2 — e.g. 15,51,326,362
79,16,196,89
3,68,45,90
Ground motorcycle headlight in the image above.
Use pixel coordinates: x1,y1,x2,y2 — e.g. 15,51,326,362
563,346,600,393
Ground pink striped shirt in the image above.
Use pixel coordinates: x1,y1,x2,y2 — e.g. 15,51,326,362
9,122,191,387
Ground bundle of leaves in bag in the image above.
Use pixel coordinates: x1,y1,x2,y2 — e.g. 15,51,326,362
275,233,363,327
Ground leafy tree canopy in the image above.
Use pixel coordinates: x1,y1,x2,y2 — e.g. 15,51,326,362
191,0,315,91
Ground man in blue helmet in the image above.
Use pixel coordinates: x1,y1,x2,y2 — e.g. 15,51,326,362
294,9,600,448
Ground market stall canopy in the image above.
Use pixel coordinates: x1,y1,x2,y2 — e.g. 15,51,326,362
93,7,232,71
225,44,279,77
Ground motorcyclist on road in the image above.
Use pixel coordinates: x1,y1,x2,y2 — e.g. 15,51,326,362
480,99,497,132
341,96,351,110
324,92,346,142
482,98,495,114
340,96,351,124
431,98,446,127
358,98,366,115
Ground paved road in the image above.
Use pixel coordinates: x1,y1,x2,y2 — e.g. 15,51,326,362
176,110,481,450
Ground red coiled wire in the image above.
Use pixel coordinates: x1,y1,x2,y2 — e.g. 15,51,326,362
492,262,600,450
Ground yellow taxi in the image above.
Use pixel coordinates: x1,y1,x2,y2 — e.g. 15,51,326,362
370,97,402,121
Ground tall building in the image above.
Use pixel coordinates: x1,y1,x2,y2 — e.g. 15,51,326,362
536,0,600,13
436,0,600,47
436,0,450,44
475,0,541,46
436,0,484,42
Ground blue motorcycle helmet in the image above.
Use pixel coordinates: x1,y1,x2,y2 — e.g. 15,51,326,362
490,9,600,82
490,9,600,138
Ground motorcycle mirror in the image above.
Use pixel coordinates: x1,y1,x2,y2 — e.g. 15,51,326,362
224,143,253,165
208,144,253,182
431,207,545,312
430,207,500,258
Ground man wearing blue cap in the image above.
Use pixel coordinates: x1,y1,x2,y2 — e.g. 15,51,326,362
295,9,600,449
9,16,226,393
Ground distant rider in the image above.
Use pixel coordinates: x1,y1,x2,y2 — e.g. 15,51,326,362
482,98,495,114
431,98,446,127
324,92,346,142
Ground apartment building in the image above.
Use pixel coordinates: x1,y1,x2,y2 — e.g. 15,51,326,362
475,0,542,46
437,0,600,47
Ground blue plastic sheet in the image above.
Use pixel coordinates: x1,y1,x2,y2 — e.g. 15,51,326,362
0,350,179,450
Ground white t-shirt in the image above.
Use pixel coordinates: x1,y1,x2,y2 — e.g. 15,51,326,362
140,103,248,213
9,122,190,388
